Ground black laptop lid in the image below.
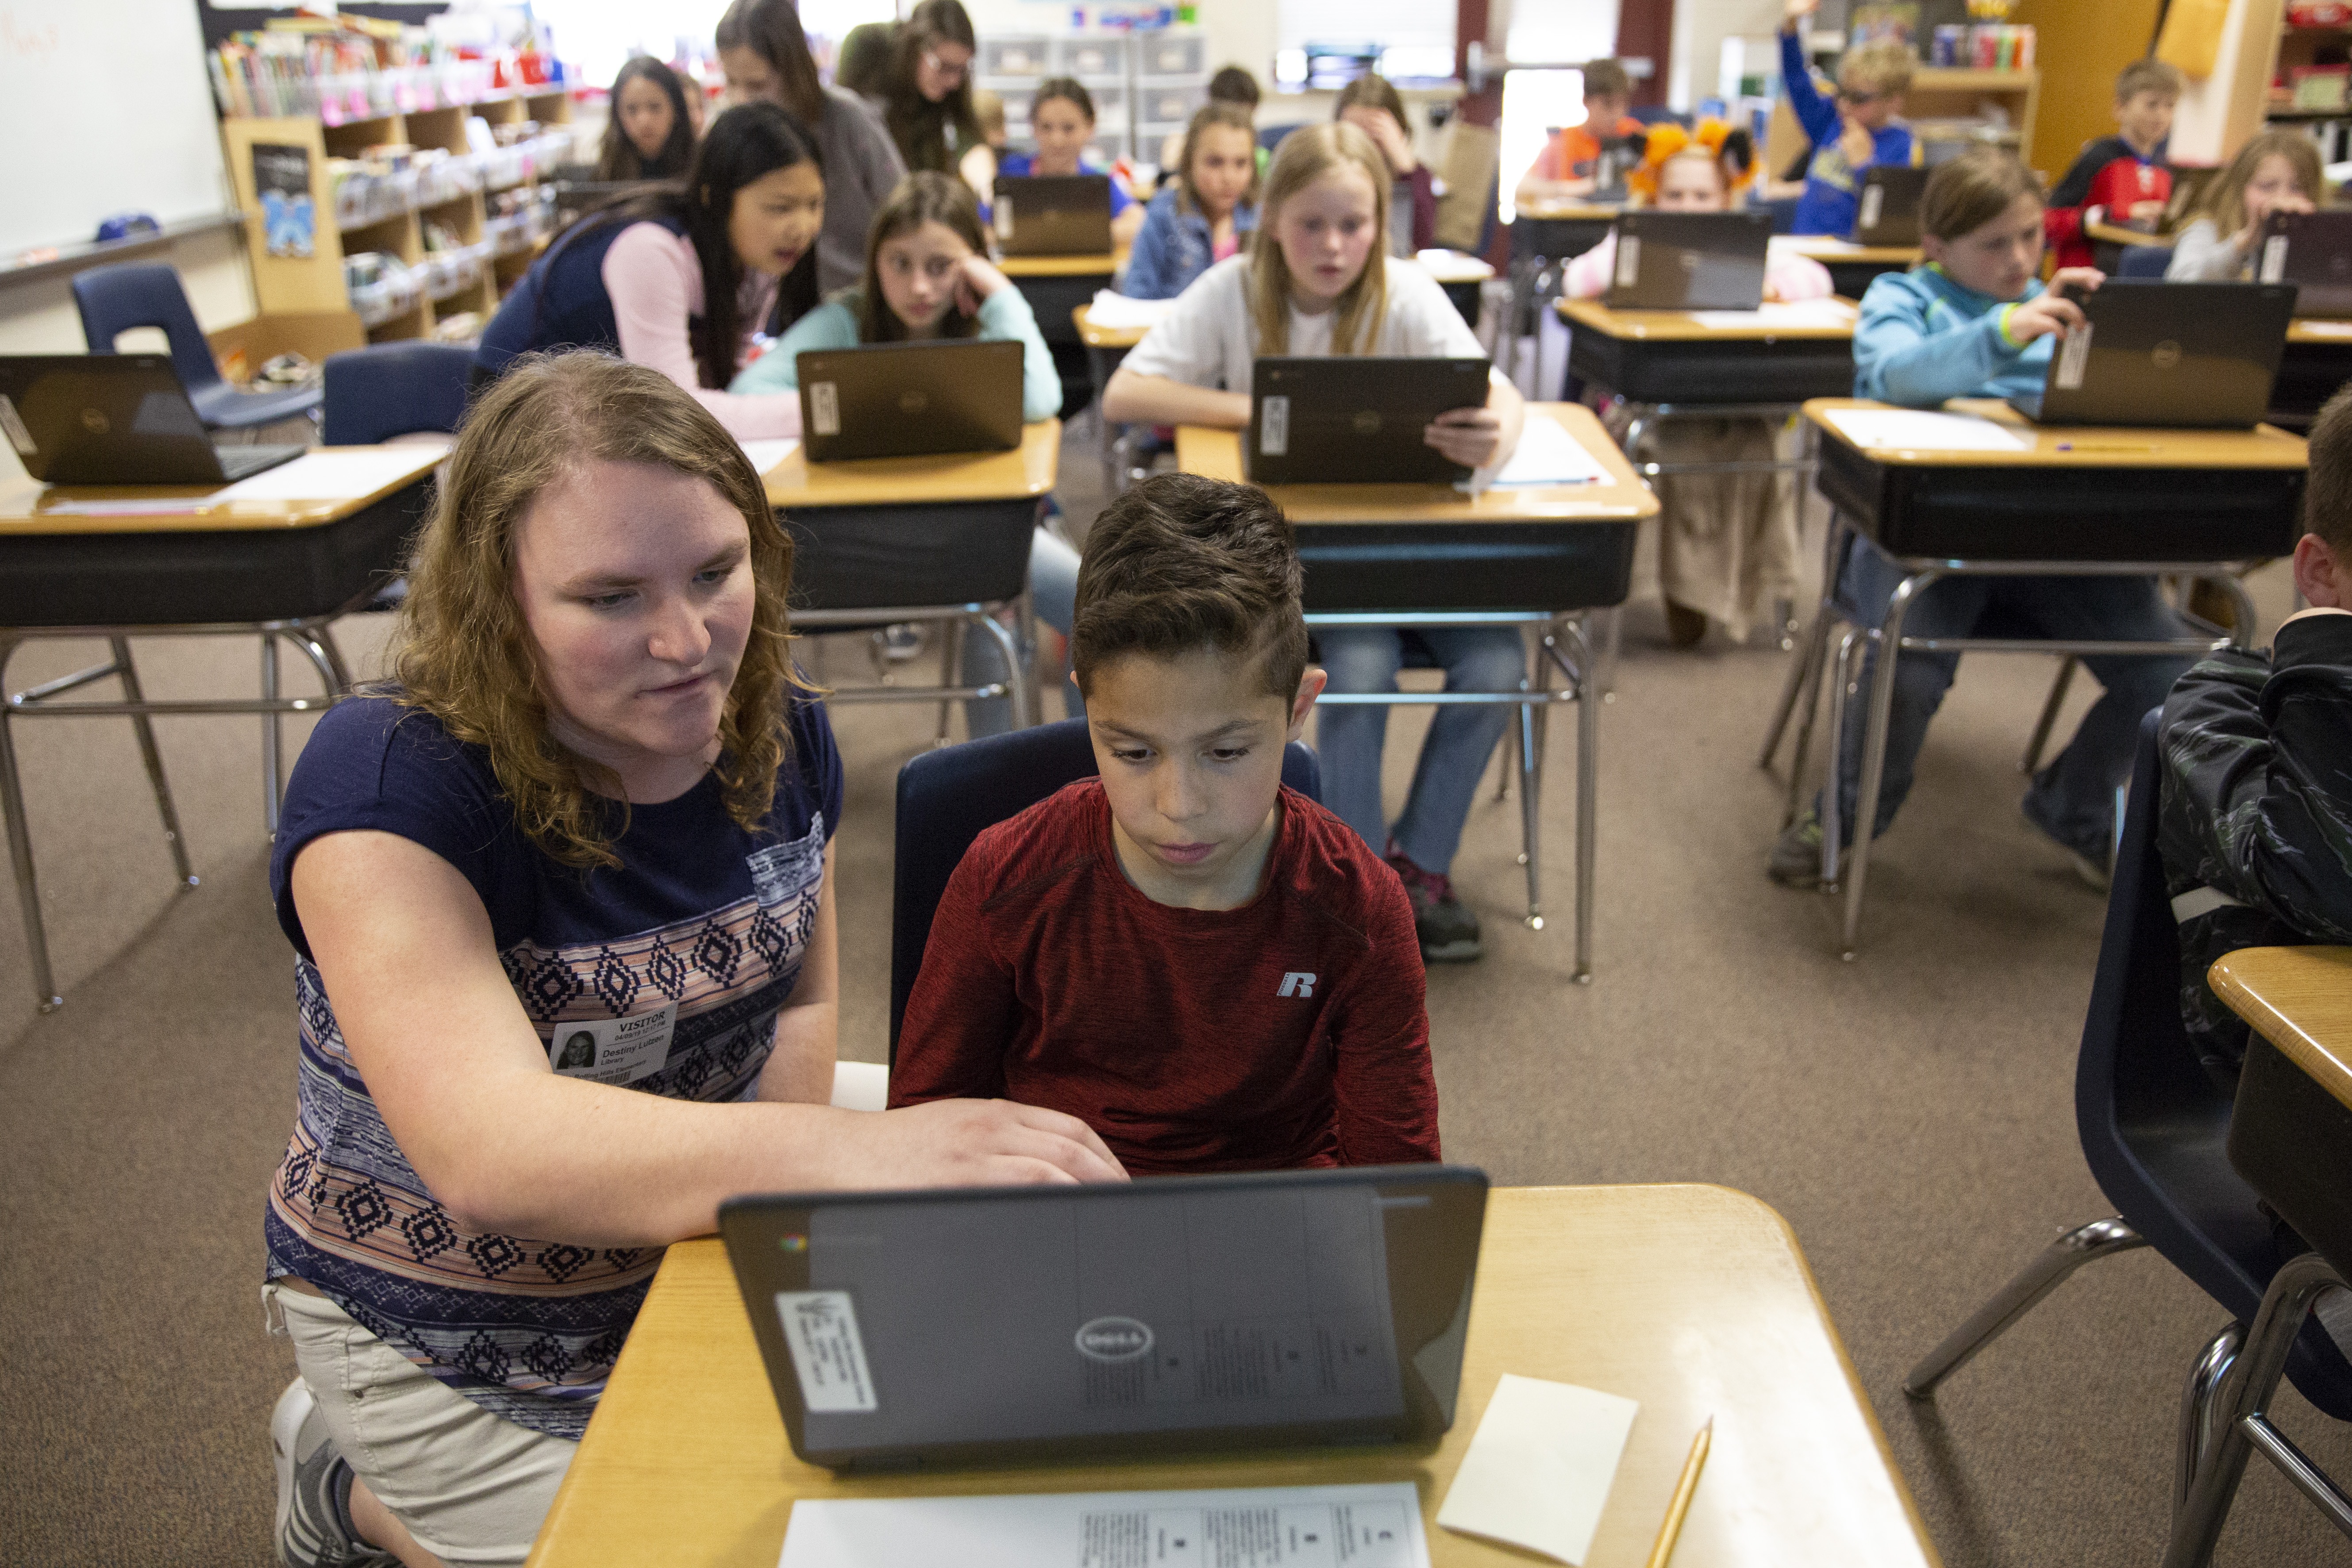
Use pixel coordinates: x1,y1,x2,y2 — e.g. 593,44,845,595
1852,166,1928,246
721,1165,1488,1472
0,354,224,484
1247,357,1491,485
2258,209,2352,317
994,174,1114,256
2019,281,2294,428
1605,210,1773,310
795,338,1025,462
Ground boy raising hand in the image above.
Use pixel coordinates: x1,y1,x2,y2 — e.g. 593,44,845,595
890,474,1440,1175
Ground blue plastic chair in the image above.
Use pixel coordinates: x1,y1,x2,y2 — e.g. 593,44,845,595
71,262,322,432
889,718,1321,1060
2119,243,2173,278
1906,711,2352,1501
321,342,474,446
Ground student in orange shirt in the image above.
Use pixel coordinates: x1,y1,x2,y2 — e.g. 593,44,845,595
1515,58,1644,206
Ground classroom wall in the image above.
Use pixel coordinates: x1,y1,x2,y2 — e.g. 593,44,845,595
0,229,256,357
1669,0,1781,115
2009,0,2161,179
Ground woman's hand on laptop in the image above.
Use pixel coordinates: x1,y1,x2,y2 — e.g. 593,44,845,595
1426,406,1505,469
954,254,1014,319
852,1098,1129,1186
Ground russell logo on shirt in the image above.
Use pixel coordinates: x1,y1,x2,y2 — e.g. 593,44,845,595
1277,972,1318,998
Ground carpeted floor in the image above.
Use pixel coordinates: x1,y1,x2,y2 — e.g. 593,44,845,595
3,424,2348,1564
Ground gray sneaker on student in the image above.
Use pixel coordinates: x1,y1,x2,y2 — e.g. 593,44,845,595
272,1380,396,1568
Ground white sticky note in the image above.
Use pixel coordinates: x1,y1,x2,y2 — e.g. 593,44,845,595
775,1291,878,1413
1436,1374,1639,1566
208,449,440,503
738,439,801,474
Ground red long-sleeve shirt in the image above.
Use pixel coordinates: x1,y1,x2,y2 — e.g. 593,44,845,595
889,780,1440,1175
2044,138,2171,272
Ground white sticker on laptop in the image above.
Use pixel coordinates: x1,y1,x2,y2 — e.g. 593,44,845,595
1259,394,1290,456
1614,234,1640,288
776,1290,878,1412
547,1002,677,1087
1858,183,1883,230
809,381,840,437
995,194,1014,241
2054,322,2093,391
2261,234,2289,284
0,394,32,457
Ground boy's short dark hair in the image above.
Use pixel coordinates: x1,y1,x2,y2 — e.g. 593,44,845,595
2306,385,2352,559
2117,58,2185,103
1208,64,1262,108
1581,58,1630,101
1072,473,1309,701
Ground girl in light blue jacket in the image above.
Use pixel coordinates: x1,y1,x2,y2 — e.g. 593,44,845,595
1122,103,1261,300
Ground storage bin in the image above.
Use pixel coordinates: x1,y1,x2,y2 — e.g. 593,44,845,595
1136,82,1204,125
1053,35,1130,84
981,35,1050,79
1136,32,1207,78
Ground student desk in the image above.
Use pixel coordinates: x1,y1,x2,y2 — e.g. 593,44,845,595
2277,320,2352,428
1177,402,1656,979
761,425,1059,729
1775,236,1921,300
1003,250,1124,348
525,1184,1940,1568
1505,204,1619,387
1769,399,2306,959
1418,247,1497,331
0,448,441,1011
2085,219,2173,275
1073,303,1153,491
2209,945,2352,1282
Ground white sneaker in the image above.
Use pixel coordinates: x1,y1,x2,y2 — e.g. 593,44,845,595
271,1379,396,1567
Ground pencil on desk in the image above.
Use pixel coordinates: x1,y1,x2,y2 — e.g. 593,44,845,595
1643,1416,1712,1568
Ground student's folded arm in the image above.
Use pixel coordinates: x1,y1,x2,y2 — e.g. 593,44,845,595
604,223,801,439
1778,30,1840,144
755,841,841,1105
1329,890,1442,1164
1102,366,1249,428
1853,294,2010,407
1122,206,1176,300
977,285,1066,423
886,852,1019,1107
728,300,858,396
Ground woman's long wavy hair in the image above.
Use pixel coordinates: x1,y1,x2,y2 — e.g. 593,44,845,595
394,351,803,869
1249,122,1390,356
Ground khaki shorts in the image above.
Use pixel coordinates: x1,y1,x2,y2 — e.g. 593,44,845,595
266,1282,575,1567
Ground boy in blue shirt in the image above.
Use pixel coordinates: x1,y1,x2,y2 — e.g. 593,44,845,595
1770,148,2194,890
1779,0,1916,237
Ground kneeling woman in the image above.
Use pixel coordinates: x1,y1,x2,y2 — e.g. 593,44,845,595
263,354,1121,1568
474,102,823,439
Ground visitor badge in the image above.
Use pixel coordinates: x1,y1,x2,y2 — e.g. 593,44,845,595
547,1002,677,1086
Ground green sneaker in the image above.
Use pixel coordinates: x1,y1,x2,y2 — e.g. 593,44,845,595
1767,810,1843,889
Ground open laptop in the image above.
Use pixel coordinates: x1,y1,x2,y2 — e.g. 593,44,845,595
794,338,1024,462
2007,281,2295,427
1247,357,1491,485
1604,210,1773,311
0,355,304,485
720,1164,1489,1472
2256,209,2352,317
1852,165,1929,247
993,173,1114,257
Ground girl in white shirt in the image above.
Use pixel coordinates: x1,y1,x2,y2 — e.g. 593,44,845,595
1103,123,1527,963
2166,131,2323,283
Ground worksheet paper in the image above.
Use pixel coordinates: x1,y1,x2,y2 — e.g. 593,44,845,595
1487,414,1611,488
738,439,801,474
1686,299,1858,331
1084,290,1179,331
1820,408,2032,453
777,1483,1429,1568
206,448,441,503
1435,1375,1640,1565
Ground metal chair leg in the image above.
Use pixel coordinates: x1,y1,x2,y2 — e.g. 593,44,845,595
107,638,196,891
935,619,962,746
1777,612,1834,829
0,637,62,1013
1569,619,1597,982
1819,626,1861,893
2020,657,2077,776
2178,1321,2244,1512
967,611,1030,731
260,632,284,839
1841,573,1935,959
2165,1251,2352,1568
1902,1216,2145,1397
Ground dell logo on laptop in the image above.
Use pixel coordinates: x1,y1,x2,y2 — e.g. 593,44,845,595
80,408,109,434
1074,1316,1154,1362
2152,340,2183,370
898,390,928,415
1351,410,1382,436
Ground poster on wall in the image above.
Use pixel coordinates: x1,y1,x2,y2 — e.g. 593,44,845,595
253,142,316,258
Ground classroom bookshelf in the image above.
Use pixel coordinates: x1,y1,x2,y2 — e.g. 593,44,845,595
221,88,574,346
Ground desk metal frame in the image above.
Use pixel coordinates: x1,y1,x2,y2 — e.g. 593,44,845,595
793,596,1041,737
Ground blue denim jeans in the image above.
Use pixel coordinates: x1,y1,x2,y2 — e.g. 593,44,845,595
1824,535,2192,855
1316,626,1527,876
962,527,1083,738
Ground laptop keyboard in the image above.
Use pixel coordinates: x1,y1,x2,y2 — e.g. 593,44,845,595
214,444,307,480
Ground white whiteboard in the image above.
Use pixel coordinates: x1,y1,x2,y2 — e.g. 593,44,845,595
0,0,234,256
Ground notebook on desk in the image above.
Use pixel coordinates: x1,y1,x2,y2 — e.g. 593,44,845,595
794,339,1025,462
1247,357,1491,485
1851,166,1928,247
993,174,1113,256
0,355,305,485
721,1164,1489,1472
2007,282,2295,428
2256,209,2352,317
1603,211,1772,311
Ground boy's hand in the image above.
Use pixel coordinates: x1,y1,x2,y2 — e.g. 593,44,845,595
2006,288,2089,346
1426,406,1503,469
1783,0,1819,32
1839,117,1877,168
2127,199,2167,224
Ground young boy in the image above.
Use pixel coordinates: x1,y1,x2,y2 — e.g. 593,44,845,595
1778,0,1915,237
889,473,1442,1175
2158,383,2352,1084
1514,58,1645,205
1771,148,2191,890
2045,58,2183,272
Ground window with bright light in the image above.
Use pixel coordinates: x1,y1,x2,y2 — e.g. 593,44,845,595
1499,69,1586,223
531,0,896,93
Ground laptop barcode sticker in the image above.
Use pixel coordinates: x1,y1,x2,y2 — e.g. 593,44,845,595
775,1290,878,1413
810,381,841,437
1260,395,1290,456
2054,323,2093,391
995,195,1014,241
2262,234,2289,284
1614,235,1640,288
1859,184,1883,230
0,395,32,457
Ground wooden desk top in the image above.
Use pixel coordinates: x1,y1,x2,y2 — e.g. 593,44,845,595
1073,303,1153,349
1775,236,1923,265
1176,403,1657,525
528,1184,1938,1568
0,446,442,536
762,420,1060,509
2086,220,2175,250
1557,296,1860,342
1803,397,2310,469
1515,200,1620,223
1003,250,1124,278
1416,249,1496,284
2210,946,2352,1114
